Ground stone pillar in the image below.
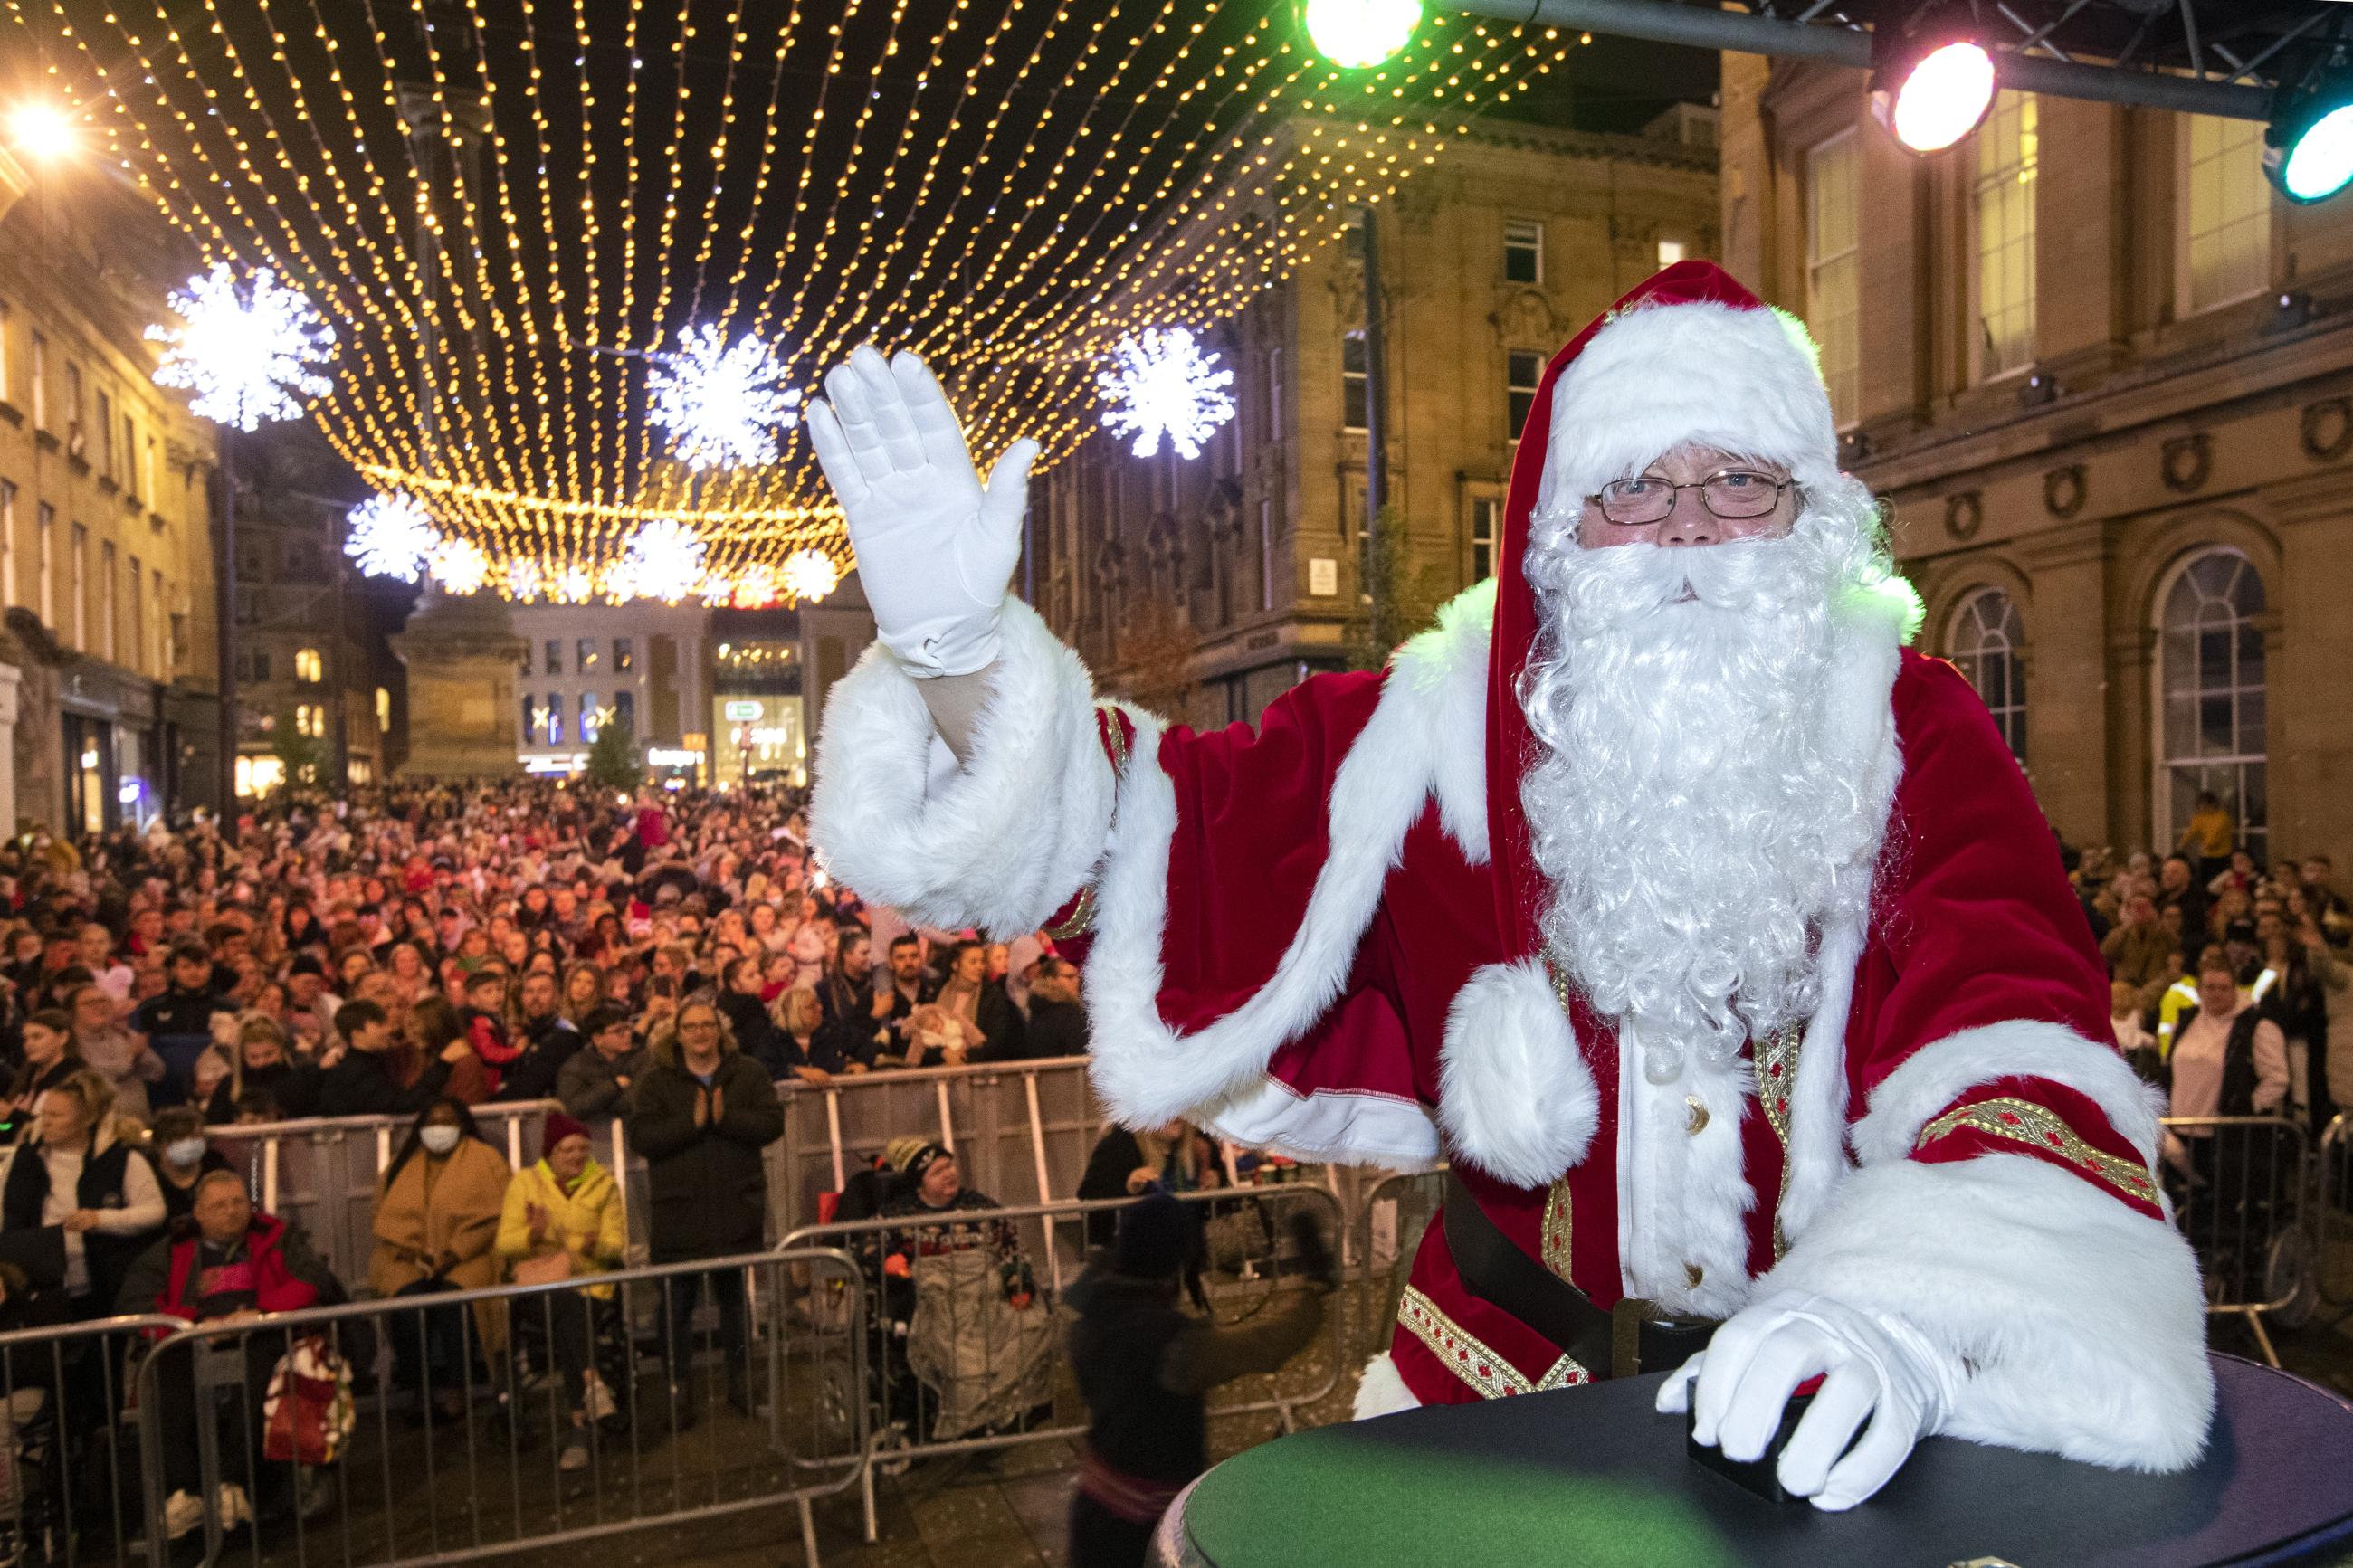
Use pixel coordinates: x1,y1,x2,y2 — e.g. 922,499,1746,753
2017,521,2110,849
389,587,527,779
0,661,22,835
2267,477,2353,874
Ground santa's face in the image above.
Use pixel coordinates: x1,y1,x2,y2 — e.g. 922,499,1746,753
1576,444,1799,552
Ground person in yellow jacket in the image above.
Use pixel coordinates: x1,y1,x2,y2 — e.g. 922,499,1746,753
497,1110,627,1471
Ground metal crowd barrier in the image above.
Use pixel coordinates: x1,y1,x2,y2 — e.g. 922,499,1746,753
779,1185,1345,1545
2315,1113,2353,1309
2157,1114,2314,1368
1349,1168,1445,1365
130,1246,865,1568
0,1312,186,1568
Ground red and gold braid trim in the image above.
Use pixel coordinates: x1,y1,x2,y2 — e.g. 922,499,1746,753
1914,1095,2161,1209
1042,706,1136,942
1397,1286,1587,1400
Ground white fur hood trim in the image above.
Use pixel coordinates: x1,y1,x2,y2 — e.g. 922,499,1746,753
1761,1152,2213,1472
1084,582,1494,1135
1351,1353,1420,1420
809,598,1112,938
1437,958,1598,1187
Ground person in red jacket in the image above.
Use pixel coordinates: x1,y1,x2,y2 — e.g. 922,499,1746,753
119,1171,342,1537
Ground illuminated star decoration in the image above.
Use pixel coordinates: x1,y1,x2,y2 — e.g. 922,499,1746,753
147,262,336,432
428,537,491,596
505,558,546,601
616,518,707,603
646,324,801,470
1096,327,1235,460
343,492,440,582
782,547,841,604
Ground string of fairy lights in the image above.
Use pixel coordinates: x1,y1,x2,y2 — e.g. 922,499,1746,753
10,0,1577,605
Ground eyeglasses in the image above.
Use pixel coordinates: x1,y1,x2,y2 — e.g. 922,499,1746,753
1591,470,1793,527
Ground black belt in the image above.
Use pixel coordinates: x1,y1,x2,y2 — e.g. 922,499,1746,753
1442,1170,1716,1382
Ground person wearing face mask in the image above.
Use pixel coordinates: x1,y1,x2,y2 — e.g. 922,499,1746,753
367,1099,510,1423
144,1107,233,1227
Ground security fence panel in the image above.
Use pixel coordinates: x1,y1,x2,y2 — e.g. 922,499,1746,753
2158,1114,2314,1368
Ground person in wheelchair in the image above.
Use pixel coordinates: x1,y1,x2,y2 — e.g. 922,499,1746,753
496,1112,626,1473
2162,954,2291,1298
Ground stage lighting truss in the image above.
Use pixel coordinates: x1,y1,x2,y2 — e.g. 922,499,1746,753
12,0,1580,603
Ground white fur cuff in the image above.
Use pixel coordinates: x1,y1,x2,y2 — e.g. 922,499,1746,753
1351,1352,1420,1420
1761,1153,2213,1472
1854,1019,2167,1167
809,598,1113,937
1436,958,1599,1188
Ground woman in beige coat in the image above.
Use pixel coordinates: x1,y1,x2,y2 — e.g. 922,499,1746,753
368,1098,511,1422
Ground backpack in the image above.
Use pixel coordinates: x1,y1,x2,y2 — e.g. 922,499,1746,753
262,1336,356,1466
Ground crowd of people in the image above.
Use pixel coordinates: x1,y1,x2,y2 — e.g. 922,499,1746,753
0,776,1097,1546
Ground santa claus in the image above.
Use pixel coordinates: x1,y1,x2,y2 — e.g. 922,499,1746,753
807,261,2211,1511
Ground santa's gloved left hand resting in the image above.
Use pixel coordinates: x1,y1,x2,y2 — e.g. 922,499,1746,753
1656,1288,1958,1511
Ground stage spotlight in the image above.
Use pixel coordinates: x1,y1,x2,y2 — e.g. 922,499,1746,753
2267,75,2353,204
1871,37,1999,155
8,102,74,160
1304,0,1422,70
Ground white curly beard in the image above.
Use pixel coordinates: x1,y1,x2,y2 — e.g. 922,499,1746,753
1518,486,1888,1084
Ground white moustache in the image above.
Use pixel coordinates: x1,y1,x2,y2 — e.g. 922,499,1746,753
1543,533,1839,640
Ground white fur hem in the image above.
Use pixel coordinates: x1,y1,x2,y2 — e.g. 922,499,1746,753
809,599,1112,937
1351,1352,1420,1420
1083,584,1492,1131
1761,1152,2213,1472
1854,1019,2167,1168
1437,958,1597,1187
1200,1077,1441,1169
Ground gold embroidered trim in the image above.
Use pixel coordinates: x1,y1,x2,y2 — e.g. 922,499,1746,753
1915,1095,2160,1206
1753,1023,1801,1259
1397,1286,1588,1400
1043,885,1097,942
1096,701,1130,778
1539,1175,1574,1283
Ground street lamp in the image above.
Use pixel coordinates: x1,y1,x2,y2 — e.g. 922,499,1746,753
1304,0,1424,69
147,261,337,813
7,102,75,161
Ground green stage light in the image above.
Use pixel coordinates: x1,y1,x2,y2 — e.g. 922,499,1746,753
1305,0,1424,70
2270,93,2353,204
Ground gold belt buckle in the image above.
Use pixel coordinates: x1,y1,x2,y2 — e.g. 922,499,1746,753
1610,1296,1662,1381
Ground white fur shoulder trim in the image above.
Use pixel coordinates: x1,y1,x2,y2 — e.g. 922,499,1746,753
1437,958,1597,1186
1200,1077,1442,1168
1351,1352,1420,1420
809,599,1111,937
1761,1153,2213,1472
1084,589,1492,1136
1854,1019,2166,1167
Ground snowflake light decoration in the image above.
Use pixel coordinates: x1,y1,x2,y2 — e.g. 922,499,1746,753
343,492,439,582
646,324,801,470
148,262,336,432
428,537,491,596
504,558,545,601
1096,327,1235,461
782,548,841,603
558,567,595,603
615,518,706,603
731,565,777,608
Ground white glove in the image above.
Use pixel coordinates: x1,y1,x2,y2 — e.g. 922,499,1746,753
805,346,1038,679
1656,1288,1958,1512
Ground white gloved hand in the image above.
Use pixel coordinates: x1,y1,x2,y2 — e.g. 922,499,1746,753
1655,1288,1958,1512
805,346,1039,679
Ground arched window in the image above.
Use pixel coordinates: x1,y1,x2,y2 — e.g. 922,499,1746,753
2157,547,2266,862
1947,587,2027,764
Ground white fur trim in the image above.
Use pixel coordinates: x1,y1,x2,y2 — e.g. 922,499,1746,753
1618,1024,1758,1317
1854,1019,2167,1168
1202,1078,1441,1168
1391,578,1494,866
1083,589,1494,1136
1761,1153,2213,1472
1351,1352,1420,1420
1436,959,1597,1187
1535,299,1840,522
809,599,1112,937
1777,920,1863,1245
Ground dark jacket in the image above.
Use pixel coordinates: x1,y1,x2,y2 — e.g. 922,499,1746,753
493,1014,583,1103
1024,996,1090,1061
974,981,1026,1062
556,1045,650,1119
1064,1267,1325,1487
313,1049,454,1119
628,1051,784,1260
153,1148,236,1227
718,991,788,1077
133,986,235,1041
204,1060,318,1124
1,1124,161,1307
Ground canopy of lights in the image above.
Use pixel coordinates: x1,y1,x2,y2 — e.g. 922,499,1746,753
10,0,1576,604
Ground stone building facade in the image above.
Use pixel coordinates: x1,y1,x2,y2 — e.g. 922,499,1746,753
0,147,222,832
1031,109,1720,727
1720,54,2353,874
